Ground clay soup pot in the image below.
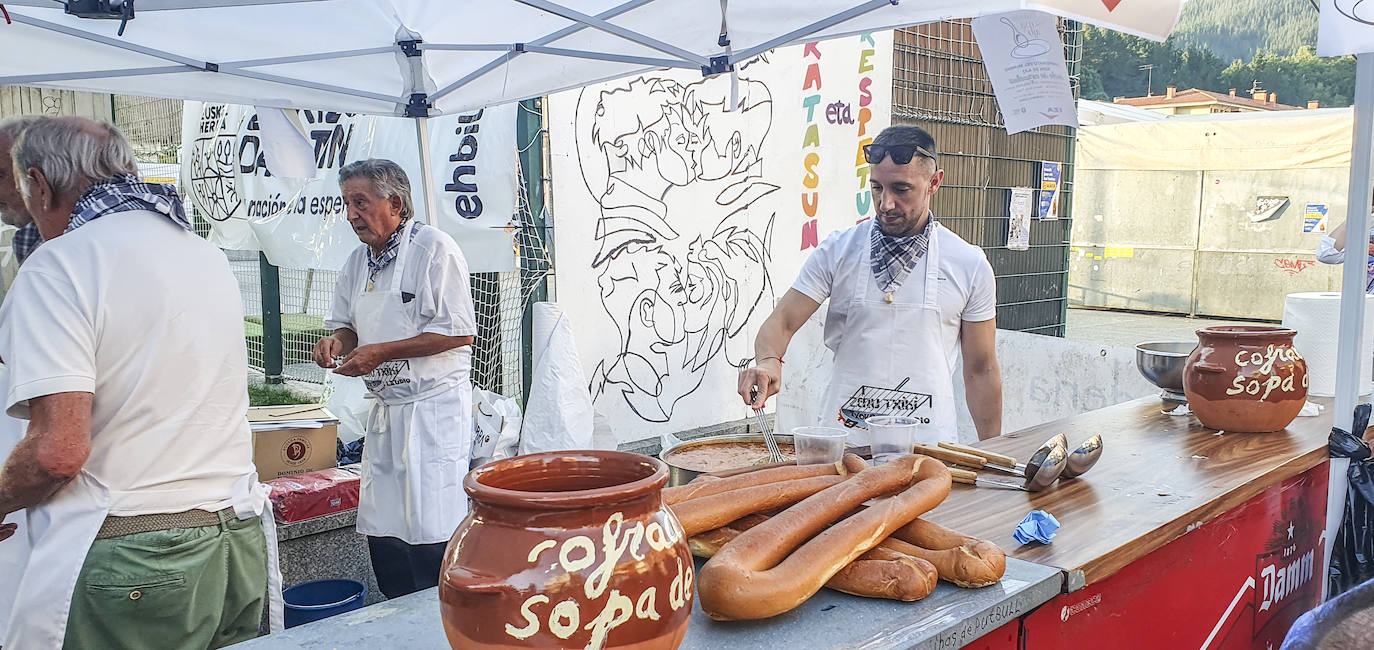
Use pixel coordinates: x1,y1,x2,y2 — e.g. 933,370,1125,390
1183,325,1308,433
440,450,694,650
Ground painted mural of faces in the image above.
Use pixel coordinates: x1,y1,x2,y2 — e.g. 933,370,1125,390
576,70,777,422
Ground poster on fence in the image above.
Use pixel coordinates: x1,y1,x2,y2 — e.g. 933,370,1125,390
180,103,518,272
972,10,1079,136
1009,187,1034,251
1039,161,1062,220
548,33,893,443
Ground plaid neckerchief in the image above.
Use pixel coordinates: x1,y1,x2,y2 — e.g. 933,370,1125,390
870,215,934,293
12,223,40,264
366,219,423,285
66,174,192,235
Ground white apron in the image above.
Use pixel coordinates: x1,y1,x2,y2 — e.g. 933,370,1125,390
819,222,958,445
0,366,28,641
351,220,471,545
4,470,284,648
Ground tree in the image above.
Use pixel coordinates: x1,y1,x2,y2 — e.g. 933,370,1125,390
1080,65,1110,102
1081,27,1356,108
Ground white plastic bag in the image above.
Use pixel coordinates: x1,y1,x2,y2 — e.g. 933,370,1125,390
322,373,371,444
471,388,522,467
519,303,595,455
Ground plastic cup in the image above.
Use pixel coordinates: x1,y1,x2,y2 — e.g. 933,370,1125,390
865,415,920,464
791,427,849,465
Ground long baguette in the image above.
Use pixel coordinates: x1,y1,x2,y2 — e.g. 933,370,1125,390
830,548,939,601
695,455,951,620
881,518,1006,588
664,457,855,505
669,474,846,537
691,523,937,602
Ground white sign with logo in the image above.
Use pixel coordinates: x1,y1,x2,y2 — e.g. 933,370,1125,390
972,11,1081,136
181,102,518,272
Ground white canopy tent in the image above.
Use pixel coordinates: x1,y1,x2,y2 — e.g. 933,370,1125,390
8,0,1374,599
0,0,1191,279
0,0,1180,117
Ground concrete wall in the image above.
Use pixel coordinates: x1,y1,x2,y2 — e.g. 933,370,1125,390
952,329,1158,443
1070,169,1201,314
1071,166,1346,320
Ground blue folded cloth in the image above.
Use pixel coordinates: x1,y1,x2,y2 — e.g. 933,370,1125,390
1013,510,1060,544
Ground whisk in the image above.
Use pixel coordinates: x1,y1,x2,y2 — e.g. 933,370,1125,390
750,388,786,464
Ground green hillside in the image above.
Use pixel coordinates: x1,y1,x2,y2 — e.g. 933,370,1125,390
1079,0,1356,108
1170,0,1318,63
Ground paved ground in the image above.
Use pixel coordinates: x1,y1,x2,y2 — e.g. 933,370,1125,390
1063,308,1255,349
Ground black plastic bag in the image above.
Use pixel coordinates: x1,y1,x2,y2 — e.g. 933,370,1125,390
1327,403,1374,597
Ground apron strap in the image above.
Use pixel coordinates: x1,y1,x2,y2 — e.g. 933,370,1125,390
922,221,941,310
389,219,417,294
366,382,455,409
232,475,285,634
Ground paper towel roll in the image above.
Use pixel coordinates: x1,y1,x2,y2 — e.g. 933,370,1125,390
1283,292,1374,397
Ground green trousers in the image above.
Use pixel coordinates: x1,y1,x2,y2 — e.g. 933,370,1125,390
63,512,268,650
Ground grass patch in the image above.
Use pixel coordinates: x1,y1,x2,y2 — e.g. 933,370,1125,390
244,314,334,368
248,382,318,407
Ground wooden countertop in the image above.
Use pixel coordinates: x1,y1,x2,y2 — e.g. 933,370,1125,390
923,396,1334,590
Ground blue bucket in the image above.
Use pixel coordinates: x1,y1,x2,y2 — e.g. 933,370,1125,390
282,579,367,628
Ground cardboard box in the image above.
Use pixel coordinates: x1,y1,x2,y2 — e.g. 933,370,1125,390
248,405,339,480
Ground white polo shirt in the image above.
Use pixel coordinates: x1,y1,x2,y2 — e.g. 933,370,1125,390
0,210,255,515
792,220,997,375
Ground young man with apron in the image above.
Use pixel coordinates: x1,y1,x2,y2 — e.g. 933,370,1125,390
0,116,281,648
738,125,1003,443
315,159,476,599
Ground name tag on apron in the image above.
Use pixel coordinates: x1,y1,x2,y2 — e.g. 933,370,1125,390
365,360,414,393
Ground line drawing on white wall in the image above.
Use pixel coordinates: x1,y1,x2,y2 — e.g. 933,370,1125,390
1335,0,1374,26
573,66,779,422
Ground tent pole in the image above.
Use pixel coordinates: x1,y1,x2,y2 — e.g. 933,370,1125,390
1325,51,1374,600
414,116,438,226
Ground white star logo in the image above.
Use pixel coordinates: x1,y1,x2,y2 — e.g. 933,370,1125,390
1287,522,1295,539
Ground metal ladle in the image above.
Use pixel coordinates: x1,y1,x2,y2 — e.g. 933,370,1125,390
1061,434,1103,479
981,434,1067,480
963,442,1068,491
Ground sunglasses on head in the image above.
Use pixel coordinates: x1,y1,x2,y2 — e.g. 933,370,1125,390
862,143,936,165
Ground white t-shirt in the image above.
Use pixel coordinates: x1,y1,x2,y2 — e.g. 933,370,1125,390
325,225,478,381
0,210,255,515
792,220,997,375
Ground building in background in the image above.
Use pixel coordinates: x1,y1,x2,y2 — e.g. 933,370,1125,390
1113,85,1308,116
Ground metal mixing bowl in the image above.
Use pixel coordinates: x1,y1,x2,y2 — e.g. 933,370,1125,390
1135,341,1196,401
659,433,795,487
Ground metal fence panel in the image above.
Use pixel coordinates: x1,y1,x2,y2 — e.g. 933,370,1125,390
892,21,1081,337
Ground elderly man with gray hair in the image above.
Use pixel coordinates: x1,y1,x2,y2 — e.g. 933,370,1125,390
312,158,476,599
0,116,45,282
0,116,280,648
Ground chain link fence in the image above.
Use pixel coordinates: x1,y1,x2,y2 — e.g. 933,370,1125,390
893,20,1082,337
114,97,552,402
